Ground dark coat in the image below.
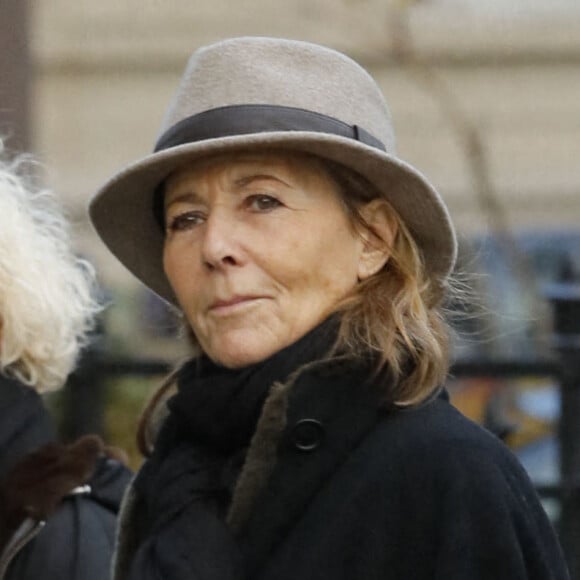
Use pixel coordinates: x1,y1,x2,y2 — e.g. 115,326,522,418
0,375,55,479
115,358,569,580
0,375,132,580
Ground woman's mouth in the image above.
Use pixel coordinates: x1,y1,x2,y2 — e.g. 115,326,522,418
208,295,265,315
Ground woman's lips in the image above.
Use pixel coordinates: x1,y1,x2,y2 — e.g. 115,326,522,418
208,295,265,315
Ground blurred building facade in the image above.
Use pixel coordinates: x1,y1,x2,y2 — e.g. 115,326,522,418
7,0,580,352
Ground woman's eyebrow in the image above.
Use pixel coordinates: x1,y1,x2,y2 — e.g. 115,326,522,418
234,174,291,188
164,190,204,209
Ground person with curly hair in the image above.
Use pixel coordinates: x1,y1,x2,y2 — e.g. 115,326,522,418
0,144,131,580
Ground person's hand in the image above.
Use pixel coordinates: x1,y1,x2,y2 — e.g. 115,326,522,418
0,435,105,546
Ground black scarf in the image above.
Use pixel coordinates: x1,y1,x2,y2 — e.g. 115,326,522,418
168,316,338,455
128,318,339,580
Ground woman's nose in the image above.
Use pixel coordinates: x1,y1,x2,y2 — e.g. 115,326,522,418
200,210,241,269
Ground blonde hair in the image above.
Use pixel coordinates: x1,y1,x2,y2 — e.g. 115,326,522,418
0,145,101,392
322,158,451,405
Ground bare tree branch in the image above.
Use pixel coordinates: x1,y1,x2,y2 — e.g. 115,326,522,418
387,2,549,352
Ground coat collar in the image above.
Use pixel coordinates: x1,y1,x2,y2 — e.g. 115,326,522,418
113,356,392,580
227,355,390,576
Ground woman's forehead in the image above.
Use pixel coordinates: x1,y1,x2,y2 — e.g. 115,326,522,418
164,150,330,194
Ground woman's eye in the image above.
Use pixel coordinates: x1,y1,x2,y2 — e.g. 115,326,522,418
247,195,282,212
166,211,205,232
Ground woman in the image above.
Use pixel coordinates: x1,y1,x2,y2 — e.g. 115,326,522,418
90,37,569,579
0,146,131,580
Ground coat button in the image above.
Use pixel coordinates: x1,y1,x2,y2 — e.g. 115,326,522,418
291,419,324,452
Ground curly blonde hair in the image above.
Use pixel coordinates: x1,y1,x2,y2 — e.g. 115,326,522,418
0,145,101,392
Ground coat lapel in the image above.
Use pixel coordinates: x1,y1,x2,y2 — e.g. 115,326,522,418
227,357,389,577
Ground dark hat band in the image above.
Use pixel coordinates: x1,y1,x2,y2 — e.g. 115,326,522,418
154,104,386,153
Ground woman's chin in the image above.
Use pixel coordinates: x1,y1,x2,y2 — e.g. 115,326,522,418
209,349,270,369
204,336,279,369
198,321,311,368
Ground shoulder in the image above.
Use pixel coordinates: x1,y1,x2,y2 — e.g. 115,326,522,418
380,395,514,458
355,395,550,530
360,398,569,578
0,375,55,477
365,396,535,497
0,374,44,416
6,498,118,580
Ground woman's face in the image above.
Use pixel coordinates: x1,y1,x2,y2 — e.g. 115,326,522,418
162,152,372,367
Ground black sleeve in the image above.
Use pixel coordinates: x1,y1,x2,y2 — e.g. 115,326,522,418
5,456,132,580
6,495,117,580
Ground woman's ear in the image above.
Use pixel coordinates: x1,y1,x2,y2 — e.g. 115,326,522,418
356,199,398,281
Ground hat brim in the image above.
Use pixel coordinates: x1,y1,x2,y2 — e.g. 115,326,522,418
89,132,457,304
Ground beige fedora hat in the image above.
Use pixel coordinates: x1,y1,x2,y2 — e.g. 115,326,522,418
89,36,457,304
